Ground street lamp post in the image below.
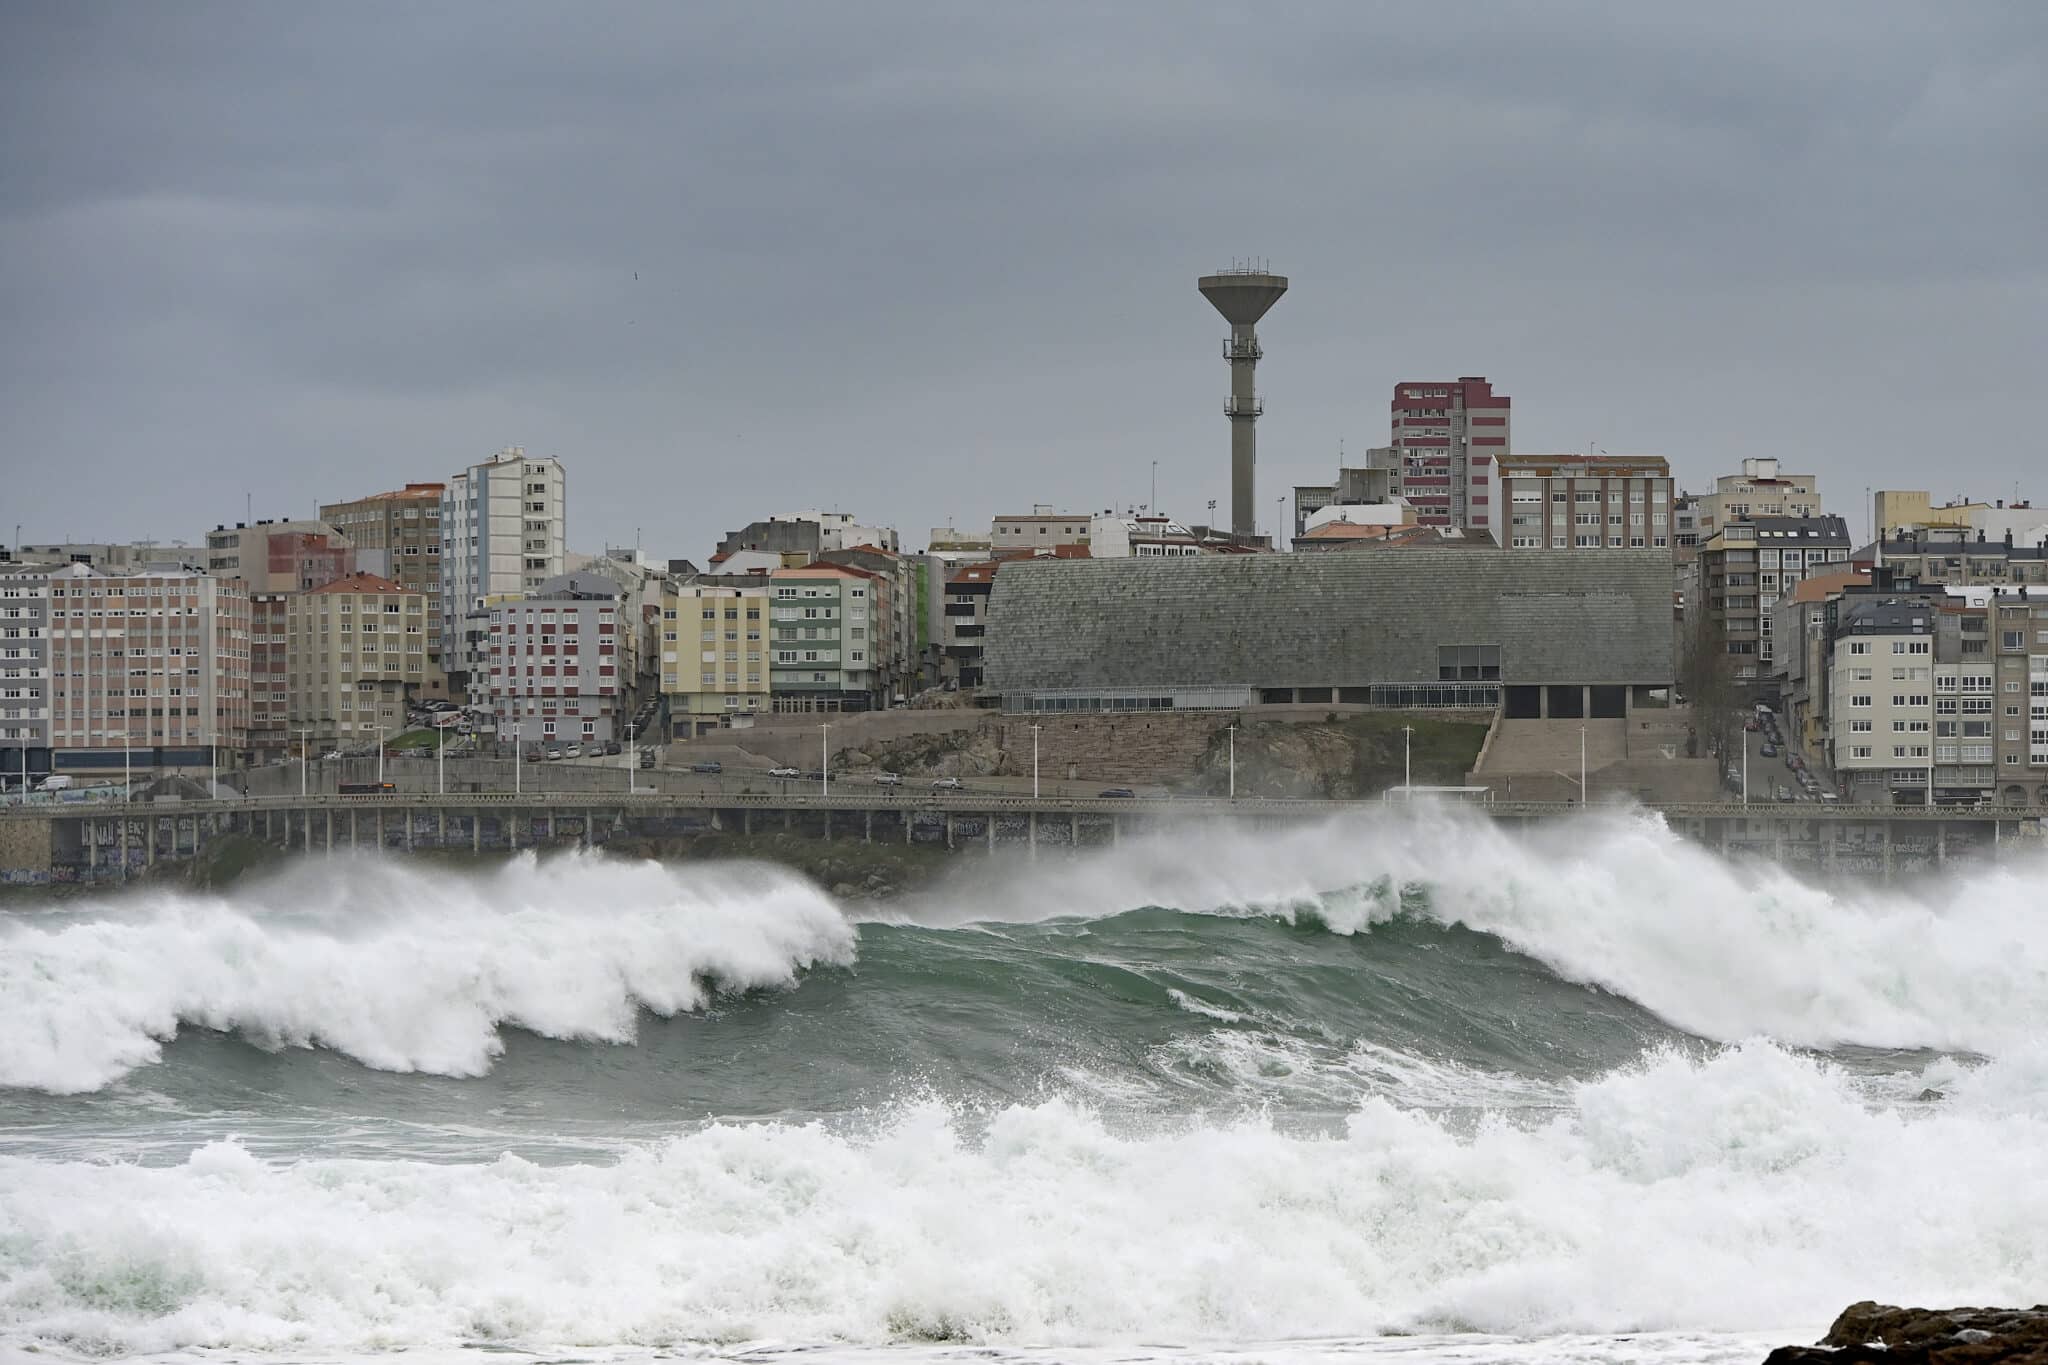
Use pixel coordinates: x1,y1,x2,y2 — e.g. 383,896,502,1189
1402,723,1413,797
1741,729,1749,806
1031,723,1041,799
1580,724,1588,806
627,719,636,796
295,727,311,797
1228,723,1237,798
821,721,831,796
437,723,446,796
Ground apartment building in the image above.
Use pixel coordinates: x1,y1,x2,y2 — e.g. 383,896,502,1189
441,447,567,697
320,484,448,698
247,592,289,763
1872,527,2048,589
1293,459,1398,542
991,510,1094,550
1692,458,1821,539
1387,376,1509,531
660,582,771,737
1826,597,1941,805
482,572,625,750
35,564,250,774
0,566,53,779
1769,571,1871,754
767,564,881,711
817,544,918,701
1699,515,1851,682
938,560,998,692
1496,454,1674,552
714,510,898,561
203,519,354,592
284,573,432,752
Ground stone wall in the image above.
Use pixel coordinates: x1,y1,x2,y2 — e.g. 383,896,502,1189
0,817,53,877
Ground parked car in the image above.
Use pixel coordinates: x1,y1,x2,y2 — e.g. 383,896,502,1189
1759,743,1778,758
604,740,622,755
804,771,825,782
769,766,801,779
873,772,902,786
546,747,564,760
1097,788,1137,799
525,750,544,763
36,775,74,792
930,776,963,790
564,744,583,759
690,761,723,774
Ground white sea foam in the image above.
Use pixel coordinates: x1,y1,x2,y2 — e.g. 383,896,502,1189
0,851,856,1094
920,808,2048,1054
2,1041,2043,1357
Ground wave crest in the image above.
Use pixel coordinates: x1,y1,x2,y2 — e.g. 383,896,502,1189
0,852,856,1094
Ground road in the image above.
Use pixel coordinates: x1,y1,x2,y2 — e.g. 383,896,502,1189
1734,710,1835,804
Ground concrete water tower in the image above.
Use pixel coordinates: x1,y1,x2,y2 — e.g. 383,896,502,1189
1199,265,1288,537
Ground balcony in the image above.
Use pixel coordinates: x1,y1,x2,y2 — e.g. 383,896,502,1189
1224,396,1264,418
1222,337,1262,362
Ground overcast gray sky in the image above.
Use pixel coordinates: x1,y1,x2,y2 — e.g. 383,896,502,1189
4,1,2043,559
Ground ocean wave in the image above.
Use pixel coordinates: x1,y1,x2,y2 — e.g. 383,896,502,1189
0,851,856,1094
909,808,2048,1055
4,1041,2043,1356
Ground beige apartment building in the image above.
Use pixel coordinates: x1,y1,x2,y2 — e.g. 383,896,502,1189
1692,458,1822,540
992,509,1095,550
319,484,448,699
661,582,772,736
285,572,432,751
1497,454,1674,551
38,564,250,771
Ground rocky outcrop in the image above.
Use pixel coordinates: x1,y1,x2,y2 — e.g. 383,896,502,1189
1764,1303,2048,1363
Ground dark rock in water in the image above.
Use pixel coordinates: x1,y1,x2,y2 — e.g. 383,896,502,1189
1762,1302,2048,1362
1917,1088,1947,1102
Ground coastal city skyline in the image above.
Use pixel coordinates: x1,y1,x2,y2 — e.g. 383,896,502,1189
5,2,2044,559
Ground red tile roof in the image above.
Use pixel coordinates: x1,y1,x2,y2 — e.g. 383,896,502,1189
304,571,411,595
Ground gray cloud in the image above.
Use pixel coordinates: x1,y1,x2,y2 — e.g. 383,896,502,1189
3,0,2043,555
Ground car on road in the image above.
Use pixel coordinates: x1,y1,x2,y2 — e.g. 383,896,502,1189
603,740,622,755
873,772,902,786
930,776,963,790
1759,743,1777,758
690,761,723,774
1097,787,1137,799
769,766,801,779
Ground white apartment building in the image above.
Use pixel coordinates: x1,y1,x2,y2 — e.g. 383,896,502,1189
441,447,567,697
1828,597,1938,805
484,573,624,750
1089,514,1204,558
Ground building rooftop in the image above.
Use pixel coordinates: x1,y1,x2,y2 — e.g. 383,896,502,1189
1335,525,1499,551
1837,597,1938,634
305,571,410,596
1784,570,1870,605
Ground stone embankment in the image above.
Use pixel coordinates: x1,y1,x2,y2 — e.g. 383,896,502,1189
1764,1303,2048,1363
